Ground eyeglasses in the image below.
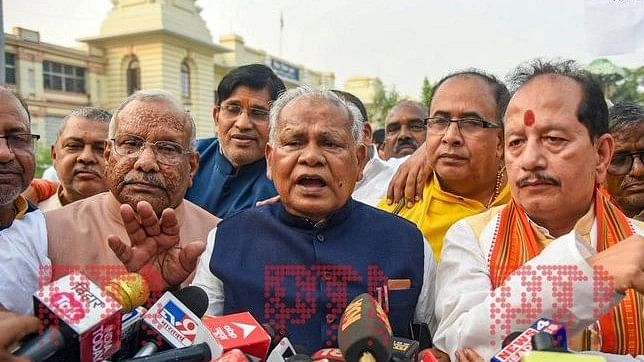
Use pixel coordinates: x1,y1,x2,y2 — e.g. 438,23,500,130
0,133,40,153
608,150,644,176
216,104,270,123
111,134,191,166
425,116,501,136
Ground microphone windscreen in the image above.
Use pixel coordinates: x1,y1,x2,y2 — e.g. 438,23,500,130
172,286,209,318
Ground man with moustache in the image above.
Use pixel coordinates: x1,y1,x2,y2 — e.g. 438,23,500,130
187,88,435,352
0,87,50,314
382,100,428,159
433,60,644,361
46,90,217,288
186,64,285,218
380,71,511,261
38,107,110,211
606,102,643,221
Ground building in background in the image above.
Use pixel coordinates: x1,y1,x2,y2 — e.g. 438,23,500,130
3,0,381,146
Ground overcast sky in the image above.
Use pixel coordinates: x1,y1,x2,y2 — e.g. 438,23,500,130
4,0,643,97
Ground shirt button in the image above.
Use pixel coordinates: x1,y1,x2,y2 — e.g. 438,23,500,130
325,314,336,324
317,234,325,242
323,271,333,281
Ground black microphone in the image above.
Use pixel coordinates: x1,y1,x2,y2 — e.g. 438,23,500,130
337,293,393,362
122,341,212,361
133,286,211,357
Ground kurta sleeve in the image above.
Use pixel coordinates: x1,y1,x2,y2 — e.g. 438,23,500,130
433,219,624,361
191,227,225,315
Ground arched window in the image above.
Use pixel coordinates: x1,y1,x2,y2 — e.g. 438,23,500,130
126,59,140,95
180,61,190,98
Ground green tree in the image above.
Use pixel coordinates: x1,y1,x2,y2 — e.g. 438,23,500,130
587,59,644,104
35,144,52,178
368,85,405,129
420,76,433,107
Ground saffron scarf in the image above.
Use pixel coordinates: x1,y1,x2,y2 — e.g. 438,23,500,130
489,188,643,355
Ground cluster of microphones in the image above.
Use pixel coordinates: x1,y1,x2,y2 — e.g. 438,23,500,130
10,272,609,362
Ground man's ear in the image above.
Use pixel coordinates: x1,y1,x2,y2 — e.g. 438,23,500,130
496,130,504,160
362,122,374,146
187,152,200,187
355,143,368,182
595,133,615,185
50,144,57,162
103,140,111,161
265,142,274,181
212,105,220,131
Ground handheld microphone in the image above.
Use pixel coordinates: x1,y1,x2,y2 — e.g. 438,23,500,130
213,348,252,362
14,272,149,362
390,337,419,362
266,334,297,362
521,351,607,361
311,348,345,362
337,293,393,362
492,318,567,362
134,286,218,358
122,342,213,362
202,311,272,361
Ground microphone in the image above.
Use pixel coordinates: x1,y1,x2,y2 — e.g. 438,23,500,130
110,306,148,360
266,334,297,362
337,293,393,362
202,311,272,361
310,348,345,361
521,351,607,361
213,348,252,362
492,318,567,362
14,272,149,362
390,337,419,362
122,342,214,362
134,286,218,358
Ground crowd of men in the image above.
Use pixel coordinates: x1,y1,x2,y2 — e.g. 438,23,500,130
0,59,642,361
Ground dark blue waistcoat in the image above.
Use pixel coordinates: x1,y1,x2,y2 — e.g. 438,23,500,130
210,200,425,353
185,138,277,218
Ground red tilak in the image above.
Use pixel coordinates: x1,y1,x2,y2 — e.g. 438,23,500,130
524,110,535,126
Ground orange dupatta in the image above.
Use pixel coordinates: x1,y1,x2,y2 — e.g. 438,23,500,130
489,188,643,355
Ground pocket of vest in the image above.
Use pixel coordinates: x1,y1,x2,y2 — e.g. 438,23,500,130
387,287,420,338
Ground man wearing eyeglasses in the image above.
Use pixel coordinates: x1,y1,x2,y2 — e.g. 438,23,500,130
434,60,644,361
0,87,50,314
606,102,643,222
45,90,218,289
382,101,429,160
185,64,286,218
379,71,511,262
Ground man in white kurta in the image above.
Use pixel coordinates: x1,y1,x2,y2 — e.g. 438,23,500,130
433,61,644,361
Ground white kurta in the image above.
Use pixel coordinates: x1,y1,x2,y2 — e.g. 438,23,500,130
352,146,406,207
433,205,644,361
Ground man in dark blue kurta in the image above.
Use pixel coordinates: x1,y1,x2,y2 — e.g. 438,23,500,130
185,64,285,218
192,88,436,353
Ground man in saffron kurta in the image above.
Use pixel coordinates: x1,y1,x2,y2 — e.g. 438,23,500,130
434,60,644,361
380,70,511,260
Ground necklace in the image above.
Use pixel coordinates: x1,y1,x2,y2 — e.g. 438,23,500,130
486,166,505,208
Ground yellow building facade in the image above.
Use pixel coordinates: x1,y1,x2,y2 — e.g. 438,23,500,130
3,0,350,145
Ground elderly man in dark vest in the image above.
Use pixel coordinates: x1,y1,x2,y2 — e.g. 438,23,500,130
190,87,436,352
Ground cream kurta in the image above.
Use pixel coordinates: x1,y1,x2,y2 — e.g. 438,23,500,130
45,191,219,285
433,204,644,361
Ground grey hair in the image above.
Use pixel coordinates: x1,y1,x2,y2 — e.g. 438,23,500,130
57,106,112,141
609,102,644,134
109,89,197,149
268,86,364,145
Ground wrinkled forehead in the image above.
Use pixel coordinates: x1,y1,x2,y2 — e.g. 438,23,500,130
117,100,190,138
279,96,351,127
612,121,644,146
386,105,427,124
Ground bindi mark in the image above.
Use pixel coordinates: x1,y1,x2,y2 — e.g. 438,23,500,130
524,110,535,127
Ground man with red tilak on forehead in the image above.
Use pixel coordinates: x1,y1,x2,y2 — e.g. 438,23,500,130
433,59,644,361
